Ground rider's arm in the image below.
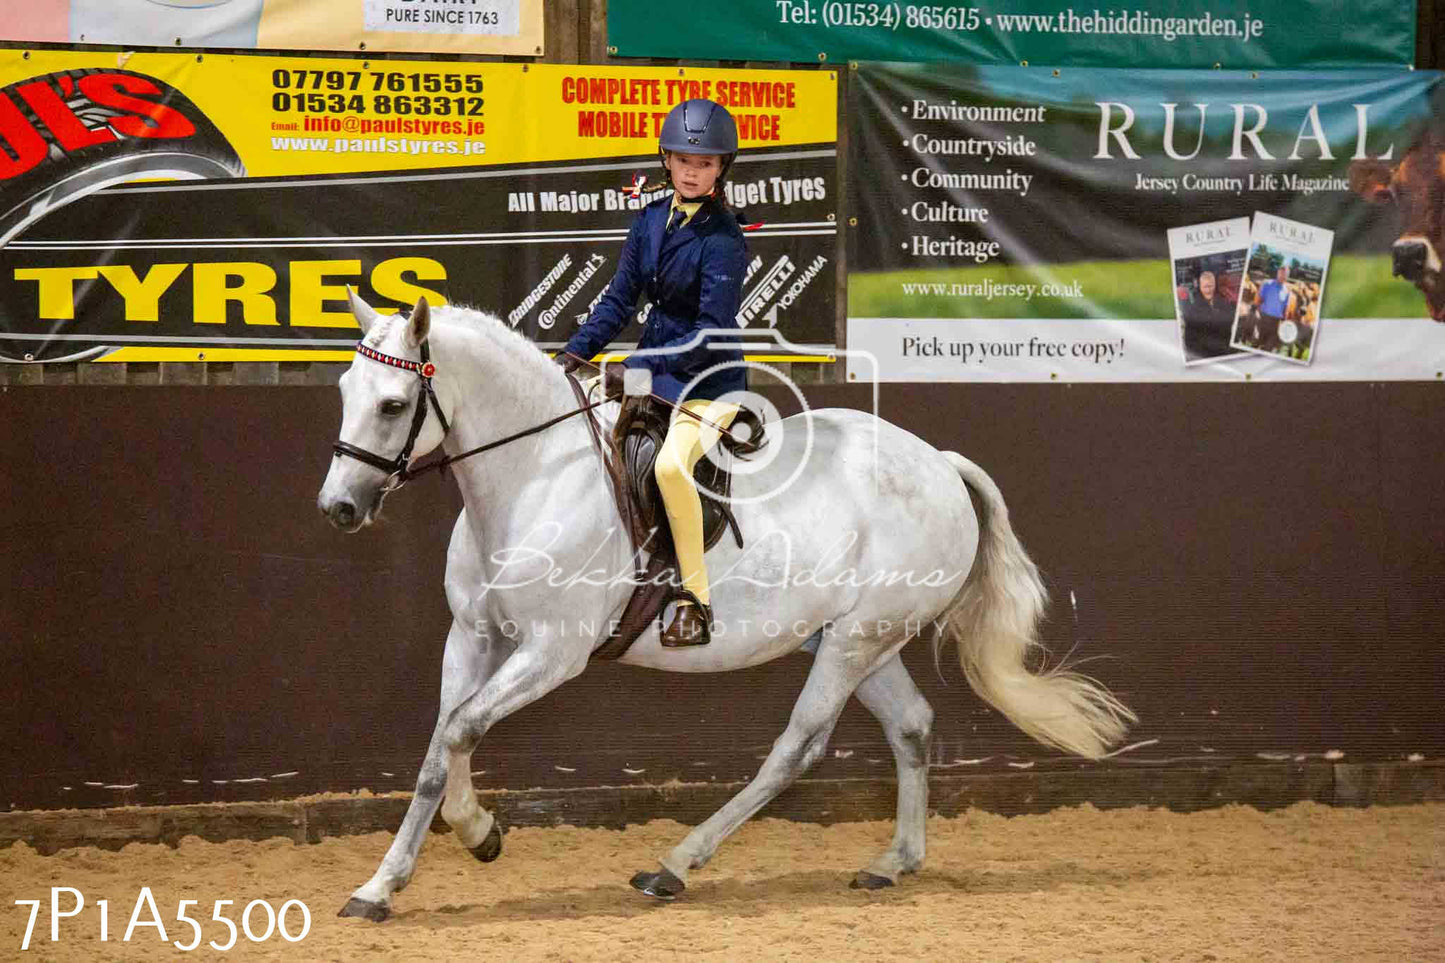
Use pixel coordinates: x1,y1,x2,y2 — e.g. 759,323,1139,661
563,216,646,362
624,232,745,376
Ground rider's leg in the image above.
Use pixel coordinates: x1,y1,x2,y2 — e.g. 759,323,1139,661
654,398,739,608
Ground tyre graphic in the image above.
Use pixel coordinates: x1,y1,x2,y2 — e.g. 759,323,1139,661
0,68,245,249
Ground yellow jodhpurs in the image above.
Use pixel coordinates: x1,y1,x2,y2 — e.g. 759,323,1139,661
654,398,740,606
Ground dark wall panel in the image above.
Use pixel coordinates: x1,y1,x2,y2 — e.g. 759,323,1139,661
1,383,1440,812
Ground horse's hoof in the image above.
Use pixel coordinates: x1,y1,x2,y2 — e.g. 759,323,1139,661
470,819,503,863
337,897,390,922
850,871,895,891
630,867,686,901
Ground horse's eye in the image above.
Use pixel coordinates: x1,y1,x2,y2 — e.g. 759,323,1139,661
379,399,409,416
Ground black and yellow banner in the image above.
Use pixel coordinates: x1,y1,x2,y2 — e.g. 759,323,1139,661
0,52,838,362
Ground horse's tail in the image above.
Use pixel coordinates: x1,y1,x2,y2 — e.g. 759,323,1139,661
936,452,1135,759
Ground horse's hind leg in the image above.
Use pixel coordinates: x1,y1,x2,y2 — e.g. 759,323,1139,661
340,620,508,921
631,642,877,900
852,653,933,889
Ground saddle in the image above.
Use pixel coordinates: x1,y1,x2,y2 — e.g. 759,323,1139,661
616,394,748,555
563,378,766,660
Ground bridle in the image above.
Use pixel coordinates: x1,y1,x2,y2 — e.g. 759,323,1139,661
331,339,757,499
330,339,620,498
331,339,452,495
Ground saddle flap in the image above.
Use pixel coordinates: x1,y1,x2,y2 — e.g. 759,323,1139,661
615,398,742,555
593,397,753,662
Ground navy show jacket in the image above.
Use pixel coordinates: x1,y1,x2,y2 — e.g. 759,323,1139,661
562,196,747,404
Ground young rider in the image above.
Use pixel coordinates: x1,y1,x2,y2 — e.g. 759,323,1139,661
555,99,747,649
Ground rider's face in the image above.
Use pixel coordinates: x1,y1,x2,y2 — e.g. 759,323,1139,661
665,152,723,199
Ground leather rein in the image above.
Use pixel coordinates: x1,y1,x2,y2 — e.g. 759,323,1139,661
330,341,749,499
330,339,614,495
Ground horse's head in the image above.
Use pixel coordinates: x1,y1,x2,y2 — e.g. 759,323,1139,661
317,291,448,532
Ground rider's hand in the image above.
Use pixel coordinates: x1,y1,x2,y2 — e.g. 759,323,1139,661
554,351,583,375
603,364,627,400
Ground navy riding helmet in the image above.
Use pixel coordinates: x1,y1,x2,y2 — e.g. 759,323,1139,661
658,99,738,184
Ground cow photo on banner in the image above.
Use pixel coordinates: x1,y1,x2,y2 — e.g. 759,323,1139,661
846,64,1445,382
0,52,838,365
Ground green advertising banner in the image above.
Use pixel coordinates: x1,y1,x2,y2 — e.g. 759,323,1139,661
609,0,1416,69
846,64,1445,382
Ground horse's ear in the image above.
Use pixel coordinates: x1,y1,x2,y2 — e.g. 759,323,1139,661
405,298,431,349
348,286,382,336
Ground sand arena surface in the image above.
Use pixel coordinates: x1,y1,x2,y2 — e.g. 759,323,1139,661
2,801,1440,961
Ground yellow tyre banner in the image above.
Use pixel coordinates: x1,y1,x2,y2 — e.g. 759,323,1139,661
0,51,836,176
0,52,839,362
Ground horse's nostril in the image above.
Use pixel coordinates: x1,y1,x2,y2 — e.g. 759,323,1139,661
333,501,356,526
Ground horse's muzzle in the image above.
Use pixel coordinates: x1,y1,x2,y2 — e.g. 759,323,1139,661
319,493,363,532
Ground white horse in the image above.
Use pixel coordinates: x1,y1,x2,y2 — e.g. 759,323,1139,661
317,294,1134,921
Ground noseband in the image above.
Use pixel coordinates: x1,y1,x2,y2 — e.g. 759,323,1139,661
331,339,452,494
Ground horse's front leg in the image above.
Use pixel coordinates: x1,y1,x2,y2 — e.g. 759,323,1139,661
344,626,588,918
437,624,590,786
340,620,511,922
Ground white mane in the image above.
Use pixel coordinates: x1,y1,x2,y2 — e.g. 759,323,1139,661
427,303,561,381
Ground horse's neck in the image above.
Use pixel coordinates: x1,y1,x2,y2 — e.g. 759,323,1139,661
431,321,613,541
